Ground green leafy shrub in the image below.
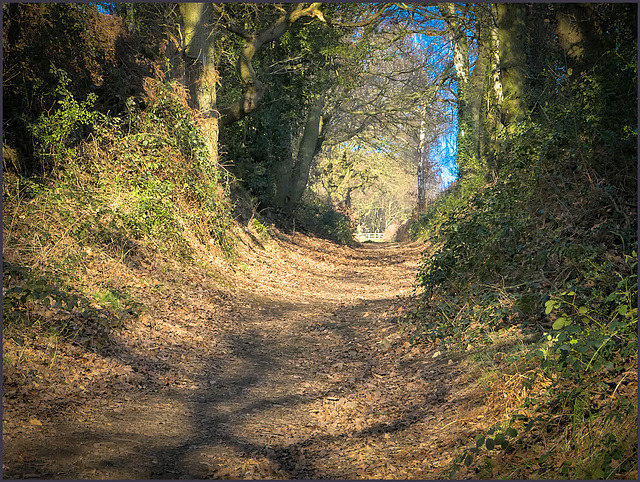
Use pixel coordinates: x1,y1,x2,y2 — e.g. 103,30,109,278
414,18,637,476
28,66,101,172
96,80,235,256
295,193,355,245
538,250,637,379
250,218,271,240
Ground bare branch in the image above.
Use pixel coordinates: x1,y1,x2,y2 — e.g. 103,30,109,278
328,3,394,27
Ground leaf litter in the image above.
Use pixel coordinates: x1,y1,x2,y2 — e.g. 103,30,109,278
3,230,498,479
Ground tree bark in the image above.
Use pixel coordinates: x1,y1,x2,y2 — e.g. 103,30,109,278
180,3,218,166
469,38,488,165
484,7,504,177
282,91,327,211
497,3,527,129
415,116,427,212
439,3,469,83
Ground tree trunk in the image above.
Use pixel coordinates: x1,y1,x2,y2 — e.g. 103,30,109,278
281,91,327,212
180,3,218,166
415,117,427,212
484,5,504,177
554,3,601,71
469,38,488,165
497,3,527,130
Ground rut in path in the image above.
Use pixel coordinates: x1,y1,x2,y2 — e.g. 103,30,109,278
2,234,491,479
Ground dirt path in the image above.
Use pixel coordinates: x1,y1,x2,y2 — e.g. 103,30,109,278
3,232,490,479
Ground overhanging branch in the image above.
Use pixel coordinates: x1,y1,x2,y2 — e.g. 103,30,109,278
219,3,326,128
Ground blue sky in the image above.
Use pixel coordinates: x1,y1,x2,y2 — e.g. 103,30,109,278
410,23,459,190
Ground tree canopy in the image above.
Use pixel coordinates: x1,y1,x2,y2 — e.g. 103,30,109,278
3,2,636,238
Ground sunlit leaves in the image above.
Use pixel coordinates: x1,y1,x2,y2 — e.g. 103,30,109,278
552,316,571,330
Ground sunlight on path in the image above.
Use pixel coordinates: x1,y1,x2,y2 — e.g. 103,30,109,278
3,235,485,479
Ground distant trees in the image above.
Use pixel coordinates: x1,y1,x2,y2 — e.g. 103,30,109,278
309,5,452,226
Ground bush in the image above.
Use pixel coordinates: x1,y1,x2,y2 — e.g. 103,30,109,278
28,67,101,173
410,19,637,477
295,193,355,245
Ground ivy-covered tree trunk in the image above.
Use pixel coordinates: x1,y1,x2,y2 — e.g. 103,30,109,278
180,3,218,167
497,3,527,130
482,4,504,178
469,37,488,167
439,3,487,180
415,112,430,212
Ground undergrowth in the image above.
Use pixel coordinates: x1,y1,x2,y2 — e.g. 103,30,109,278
3,77,235,354
406,40,637,480
295,191,356,245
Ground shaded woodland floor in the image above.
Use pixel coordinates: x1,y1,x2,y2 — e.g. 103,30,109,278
3,232,500,479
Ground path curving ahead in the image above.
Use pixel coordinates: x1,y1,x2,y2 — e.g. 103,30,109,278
3,233,489,479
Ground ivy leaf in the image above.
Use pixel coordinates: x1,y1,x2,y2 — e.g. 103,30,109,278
485,438,495,450
464,453,474,466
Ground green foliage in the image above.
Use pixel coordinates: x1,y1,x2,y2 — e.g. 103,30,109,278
250,218,271,240
410,173,485,240
319,210,354,245
4,78,236,285
3,4,109,174
28,67,101,173
3,74,236,361
409,25,636,349
216,5,333,208
410,9,637,476
105,81,235,256
295,193,355,245
407,167,547,348
451,253,637,478
538,253,637,378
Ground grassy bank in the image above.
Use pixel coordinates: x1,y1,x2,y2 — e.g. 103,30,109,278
3,79,235,357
